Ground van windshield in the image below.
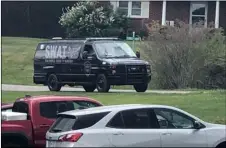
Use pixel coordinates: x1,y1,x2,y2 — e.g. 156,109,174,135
94,42,137,58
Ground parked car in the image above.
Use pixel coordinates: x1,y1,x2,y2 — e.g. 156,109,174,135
46,104,226,148
33,37,151,93
1,103,13,112
2,95,103,148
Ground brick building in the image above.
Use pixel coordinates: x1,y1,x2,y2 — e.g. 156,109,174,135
110,0,226,32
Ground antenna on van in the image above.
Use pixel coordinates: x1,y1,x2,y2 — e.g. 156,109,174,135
52,37,62,40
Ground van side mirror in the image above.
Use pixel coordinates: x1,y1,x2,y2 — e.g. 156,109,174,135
194,121,203,129
136,51,140,58
83,51,88,59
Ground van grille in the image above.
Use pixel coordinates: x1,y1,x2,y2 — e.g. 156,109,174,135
126,65,146,74
126,65,146,83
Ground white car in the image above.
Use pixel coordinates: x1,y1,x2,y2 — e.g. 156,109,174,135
46,104,226,147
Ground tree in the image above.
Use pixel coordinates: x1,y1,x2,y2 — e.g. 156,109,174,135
59,1,129,38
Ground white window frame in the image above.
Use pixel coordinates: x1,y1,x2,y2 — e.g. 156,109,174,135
189,1,208,28
130,1,142,17
111,0,149,19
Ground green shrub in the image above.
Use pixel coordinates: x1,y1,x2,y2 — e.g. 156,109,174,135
142,20,226,89
59,1,129,38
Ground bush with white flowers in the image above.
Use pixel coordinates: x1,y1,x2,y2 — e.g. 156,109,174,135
59,1,129,37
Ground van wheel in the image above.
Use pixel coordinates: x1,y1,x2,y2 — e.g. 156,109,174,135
134,83,148,92
47,74,62,91
96,74,110,92
83,85,96,92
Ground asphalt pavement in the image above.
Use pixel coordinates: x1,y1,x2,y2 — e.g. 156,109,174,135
2,84,192,94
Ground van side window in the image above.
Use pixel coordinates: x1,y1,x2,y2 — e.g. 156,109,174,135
83,45,95,58
69,43,81,59
35,44,45,59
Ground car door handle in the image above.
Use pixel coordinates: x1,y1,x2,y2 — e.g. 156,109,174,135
113,132,124,136
40,124,50,128
162,132,172,136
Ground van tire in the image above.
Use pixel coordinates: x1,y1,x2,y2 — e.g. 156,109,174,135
83,85,96,92
134,83,148,92
47,74,62,91
96,74,110,92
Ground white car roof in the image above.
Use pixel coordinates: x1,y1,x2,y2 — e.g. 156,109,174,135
59,104,179,117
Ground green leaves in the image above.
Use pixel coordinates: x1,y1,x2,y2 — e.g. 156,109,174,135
59,1,129,37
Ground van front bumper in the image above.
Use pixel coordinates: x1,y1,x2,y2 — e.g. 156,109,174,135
107,73,151,85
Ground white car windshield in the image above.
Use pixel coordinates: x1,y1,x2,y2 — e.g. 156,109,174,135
94,41,137,58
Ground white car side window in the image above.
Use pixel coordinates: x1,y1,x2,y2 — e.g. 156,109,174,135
107,109,160,129
154,108,195,129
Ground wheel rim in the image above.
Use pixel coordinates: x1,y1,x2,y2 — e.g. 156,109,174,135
97,77,104,90
49,76,57,89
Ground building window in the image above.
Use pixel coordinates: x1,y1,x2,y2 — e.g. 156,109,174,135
119,1,129,16
115,0,149,18
131,1,141,16
190,2,208,27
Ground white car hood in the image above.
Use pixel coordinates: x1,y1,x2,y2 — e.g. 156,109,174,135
205,122,226,129
203,122,226,147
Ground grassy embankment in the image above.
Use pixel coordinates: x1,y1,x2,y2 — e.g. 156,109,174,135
2,90,226,124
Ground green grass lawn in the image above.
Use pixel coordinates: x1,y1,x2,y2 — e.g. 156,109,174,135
1,36,140,88
2,37,47,85
2,90,226,124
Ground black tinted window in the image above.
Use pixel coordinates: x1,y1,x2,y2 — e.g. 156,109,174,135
74,101,100,109
107,113,124,128
35,44,45,59
49,115,76,133
108,109,160,129
40,101,101,119
72,112,109,130
12,102,29,114
122,109,150,129
49,112,109,133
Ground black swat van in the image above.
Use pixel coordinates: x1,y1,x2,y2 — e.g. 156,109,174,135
33,37,151,92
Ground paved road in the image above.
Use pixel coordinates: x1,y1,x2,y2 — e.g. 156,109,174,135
2,84,192,94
